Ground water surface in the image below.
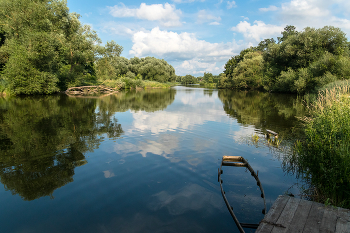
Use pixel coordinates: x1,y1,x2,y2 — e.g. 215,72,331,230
0,86,305,233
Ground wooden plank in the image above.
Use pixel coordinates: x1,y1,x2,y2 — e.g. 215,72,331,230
256,196,290,233
257,196,350,233
319,207,337,233
266,129,278,136
222,156,242,162
302,201,325,233
335,207,350,233
337,208,350,222
271,197,301,233
222,161,247,167
285,199,313,233
335,217,350,233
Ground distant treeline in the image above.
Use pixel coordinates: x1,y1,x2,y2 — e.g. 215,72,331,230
198,25,350,93
0,0,176,95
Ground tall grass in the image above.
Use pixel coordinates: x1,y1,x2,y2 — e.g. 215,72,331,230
295,85,350,207
100,78,176,90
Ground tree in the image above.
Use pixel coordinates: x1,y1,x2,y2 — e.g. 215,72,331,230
229,51,264,89
265,26,350,92
0,0,103,94
181,74,197,84
256,38,276,51
278,25,298,43
224,48,255,77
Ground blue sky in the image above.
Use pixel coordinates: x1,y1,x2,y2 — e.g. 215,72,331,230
67,0,350,76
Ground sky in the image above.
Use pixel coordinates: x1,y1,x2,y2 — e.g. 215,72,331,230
67,0,350,76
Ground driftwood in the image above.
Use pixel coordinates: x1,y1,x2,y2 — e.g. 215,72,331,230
65,86,118,96
266,129,278,138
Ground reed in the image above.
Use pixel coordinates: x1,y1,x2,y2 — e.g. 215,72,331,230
295,85,350,207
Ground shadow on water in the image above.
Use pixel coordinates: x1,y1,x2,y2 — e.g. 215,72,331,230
0,88,176,201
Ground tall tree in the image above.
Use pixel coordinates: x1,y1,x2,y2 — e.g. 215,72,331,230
0,0,102,94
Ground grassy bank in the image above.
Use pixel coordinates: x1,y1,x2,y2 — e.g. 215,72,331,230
294,82,350,208
97,78,177,91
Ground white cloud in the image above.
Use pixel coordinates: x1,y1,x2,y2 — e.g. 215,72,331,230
149,184,223,215
209,22,221,26
130,27,238,61
280,0,329,20
113,135,180,161
277,0,350,33
231,21,283,43
130,107,226,134
259,5,278,12
177,59,221,74
197,10,221,24
227,1,237,9
172,0,205,3
101,22,136,37
108,3,182,27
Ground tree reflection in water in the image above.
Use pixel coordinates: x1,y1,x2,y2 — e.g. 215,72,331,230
218,90,306,139
0,88,176,200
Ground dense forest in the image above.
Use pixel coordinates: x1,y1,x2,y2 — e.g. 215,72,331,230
0,0,176,95
197,26,350,93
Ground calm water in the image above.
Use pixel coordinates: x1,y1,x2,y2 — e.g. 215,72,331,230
0,86,305,233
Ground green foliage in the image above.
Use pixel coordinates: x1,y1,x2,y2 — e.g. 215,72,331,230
95,56,176,84
95,40,123,59
295,86,350,207
230,51,264,89
224,48,255,77
121,77,145,89
265,26,349,92
143,80,174,88
256,38,276,51
180,74,197,84
101,79,125,90
277,25,298,43
137,57,176,83
222,25,350,93
0,0,102,94
217,73,230,88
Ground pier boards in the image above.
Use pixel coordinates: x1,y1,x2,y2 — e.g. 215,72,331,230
256,195,350,233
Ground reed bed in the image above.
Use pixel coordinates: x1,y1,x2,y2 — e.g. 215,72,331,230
294,84,350,207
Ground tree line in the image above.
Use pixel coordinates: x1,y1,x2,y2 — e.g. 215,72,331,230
0,0,176,95
198,26,350,93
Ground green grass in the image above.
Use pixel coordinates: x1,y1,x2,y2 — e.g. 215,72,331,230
295,86,350,207
315,79,350,93
143,81,177,88
100,78,177,90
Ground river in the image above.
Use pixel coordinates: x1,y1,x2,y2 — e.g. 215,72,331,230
0,86,306,233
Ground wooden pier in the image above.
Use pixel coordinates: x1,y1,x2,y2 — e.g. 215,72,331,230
256,195,350,233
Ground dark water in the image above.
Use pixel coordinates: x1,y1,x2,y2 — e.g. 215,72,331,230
0,86,305,233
